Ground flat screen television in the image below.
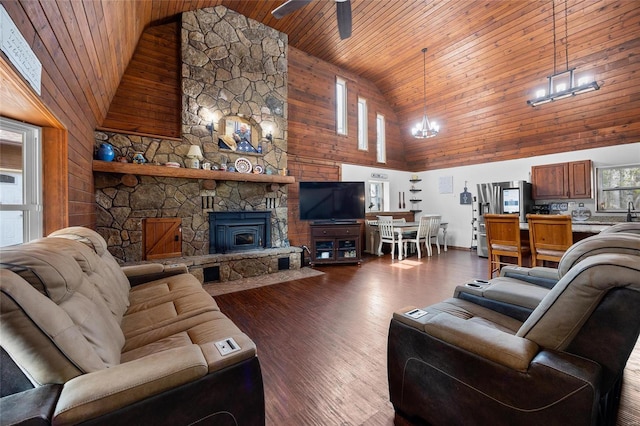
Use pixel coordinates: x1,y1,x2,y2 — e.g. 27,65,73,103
299,181,365,222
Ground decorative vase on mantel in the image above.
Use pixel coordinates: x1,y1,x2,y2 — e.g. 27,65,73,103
96,143,115,162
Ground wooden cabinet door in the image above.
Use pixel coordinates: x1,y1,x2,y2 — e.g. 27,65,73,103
143,218,182,260
532,163,569,199
568,160,592,198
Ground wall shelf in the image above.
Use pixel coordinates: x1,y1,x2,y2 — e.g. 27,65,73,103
93,160,295,185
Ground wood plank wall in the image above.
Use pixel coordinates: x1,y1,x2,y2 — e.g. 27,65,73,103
101,21,181,138
1,1,149,229
286,47,408,247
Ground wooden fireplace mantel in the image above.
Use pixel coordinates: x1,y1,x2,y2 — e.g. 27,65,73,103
93,160,295,185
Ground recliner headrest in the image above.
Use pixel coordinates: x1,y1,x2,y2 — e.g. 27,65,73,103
599,222,640,235
48,226,109,256
558,233,640,278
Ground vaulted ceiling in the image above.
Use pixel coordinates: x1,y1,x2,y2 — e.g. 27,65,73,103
151,1,640,169
4,1,640,172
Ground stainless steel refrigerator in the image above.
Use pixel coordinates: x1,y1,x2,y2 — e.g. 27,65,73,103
476,180,533,257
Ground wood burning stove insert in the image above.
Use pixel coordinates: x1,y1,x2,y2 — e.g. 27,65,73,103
209,211,272,253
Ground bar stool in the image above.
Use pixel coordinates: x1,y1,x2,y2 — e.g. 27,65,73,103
484,214,530,278
526,214,573,267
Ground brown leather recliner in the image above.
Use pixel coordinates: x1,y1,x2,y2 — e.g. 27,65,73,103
454,231,640,321
388,233,640,425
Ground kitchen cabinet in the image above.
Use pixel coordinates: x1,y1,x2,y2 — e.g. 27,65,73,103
310,222,362,266
532,160,591,200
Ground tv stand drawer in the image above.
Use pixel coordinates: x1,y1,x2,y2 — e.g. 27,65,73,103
311,224,360,237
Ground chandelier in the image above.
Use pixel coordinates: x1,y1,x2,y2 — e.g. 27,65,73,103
412,48,439,138
527,0,600,107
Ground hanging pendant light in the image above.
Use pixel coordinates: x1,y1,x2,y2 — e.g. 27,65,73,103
412,48,439,138
527,0,600,107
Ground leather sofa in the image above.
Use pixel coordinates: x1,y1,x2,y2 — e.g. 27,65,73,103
0,227,265,425
388,230,640,426
455,223,640,321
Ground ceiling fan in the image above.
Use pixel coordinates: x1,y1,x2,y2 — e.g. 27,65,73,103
272,0,352,40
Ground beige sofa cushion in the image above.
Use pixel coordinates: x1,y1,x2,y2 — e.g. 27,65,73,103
0,244,125,367
49,227,133,317
1,269,115,385
127,273,218,313
121,310,257,374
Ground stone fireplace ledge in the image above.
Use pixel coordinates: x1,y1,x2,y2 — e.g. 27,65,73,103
124,247,303,284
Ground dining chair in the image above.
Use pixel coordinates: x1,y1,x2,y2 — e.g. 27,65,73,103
484,213,530,278
377,215,401,259
426,214,442,256
402,215,434,259
526,214,573,266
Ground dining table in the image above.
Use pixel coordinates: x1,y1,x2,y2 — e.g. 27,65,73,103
369,219,448,261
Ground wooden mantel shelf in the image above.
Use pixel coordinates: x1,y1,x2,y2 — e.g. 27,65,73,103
93,160,295,185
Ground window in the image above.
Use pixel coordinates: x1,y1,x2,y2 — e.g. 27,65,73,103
357,97,368,150
0,117,42,247
596,164,640,212
376,113,386,163
336,77,347,135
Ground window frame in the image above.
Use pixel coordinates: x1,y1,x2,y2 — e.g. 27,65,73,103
376,113,386,163
336,76,347,136
595,164,640,213
0,117,43,246
357,96,368,151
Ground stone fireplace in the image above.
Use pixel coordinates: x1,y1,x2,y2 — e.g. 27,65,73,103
94,6,289,263
209,211,271,253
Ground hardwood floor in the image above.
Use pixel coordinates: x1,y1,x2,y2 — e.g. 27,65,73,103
214,249,640,425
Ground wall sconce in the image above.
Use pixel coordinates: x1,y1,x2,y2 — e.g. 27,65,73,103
265,126,273,142
205,122,216,134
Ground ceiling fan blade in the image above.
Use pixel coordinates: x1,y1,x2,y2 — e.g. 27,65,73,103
336,0,352,39
272,0,314,19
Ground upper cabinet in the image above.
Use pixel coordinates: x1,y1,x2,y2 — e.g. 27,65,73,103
532,160,592,200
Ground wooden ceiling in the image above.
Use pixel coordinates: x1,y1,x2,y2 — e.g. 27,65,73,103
142,0,640,170
4,1,639,171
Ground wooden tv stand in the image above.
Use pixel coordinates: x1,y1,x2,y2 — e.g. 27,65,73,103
309,222,362,266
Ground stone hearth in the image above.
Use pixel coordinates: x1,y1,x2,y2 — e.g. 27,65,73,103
148,247,302,284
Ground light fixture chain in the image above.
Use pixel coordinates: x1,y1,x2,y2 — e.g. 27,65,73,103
552,0,557,74
422,47,427,119
564,0,569,71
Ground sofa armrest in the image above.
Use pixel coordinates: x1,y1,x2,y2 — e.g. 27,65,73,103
0,384,62,425
423,312,539,371
54,345,207,425
388,318,601,425
501,265,559,289
121,263,189,286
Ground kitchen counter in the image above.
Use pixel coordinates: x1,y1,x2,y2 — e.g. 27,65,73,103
520,221,622,234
